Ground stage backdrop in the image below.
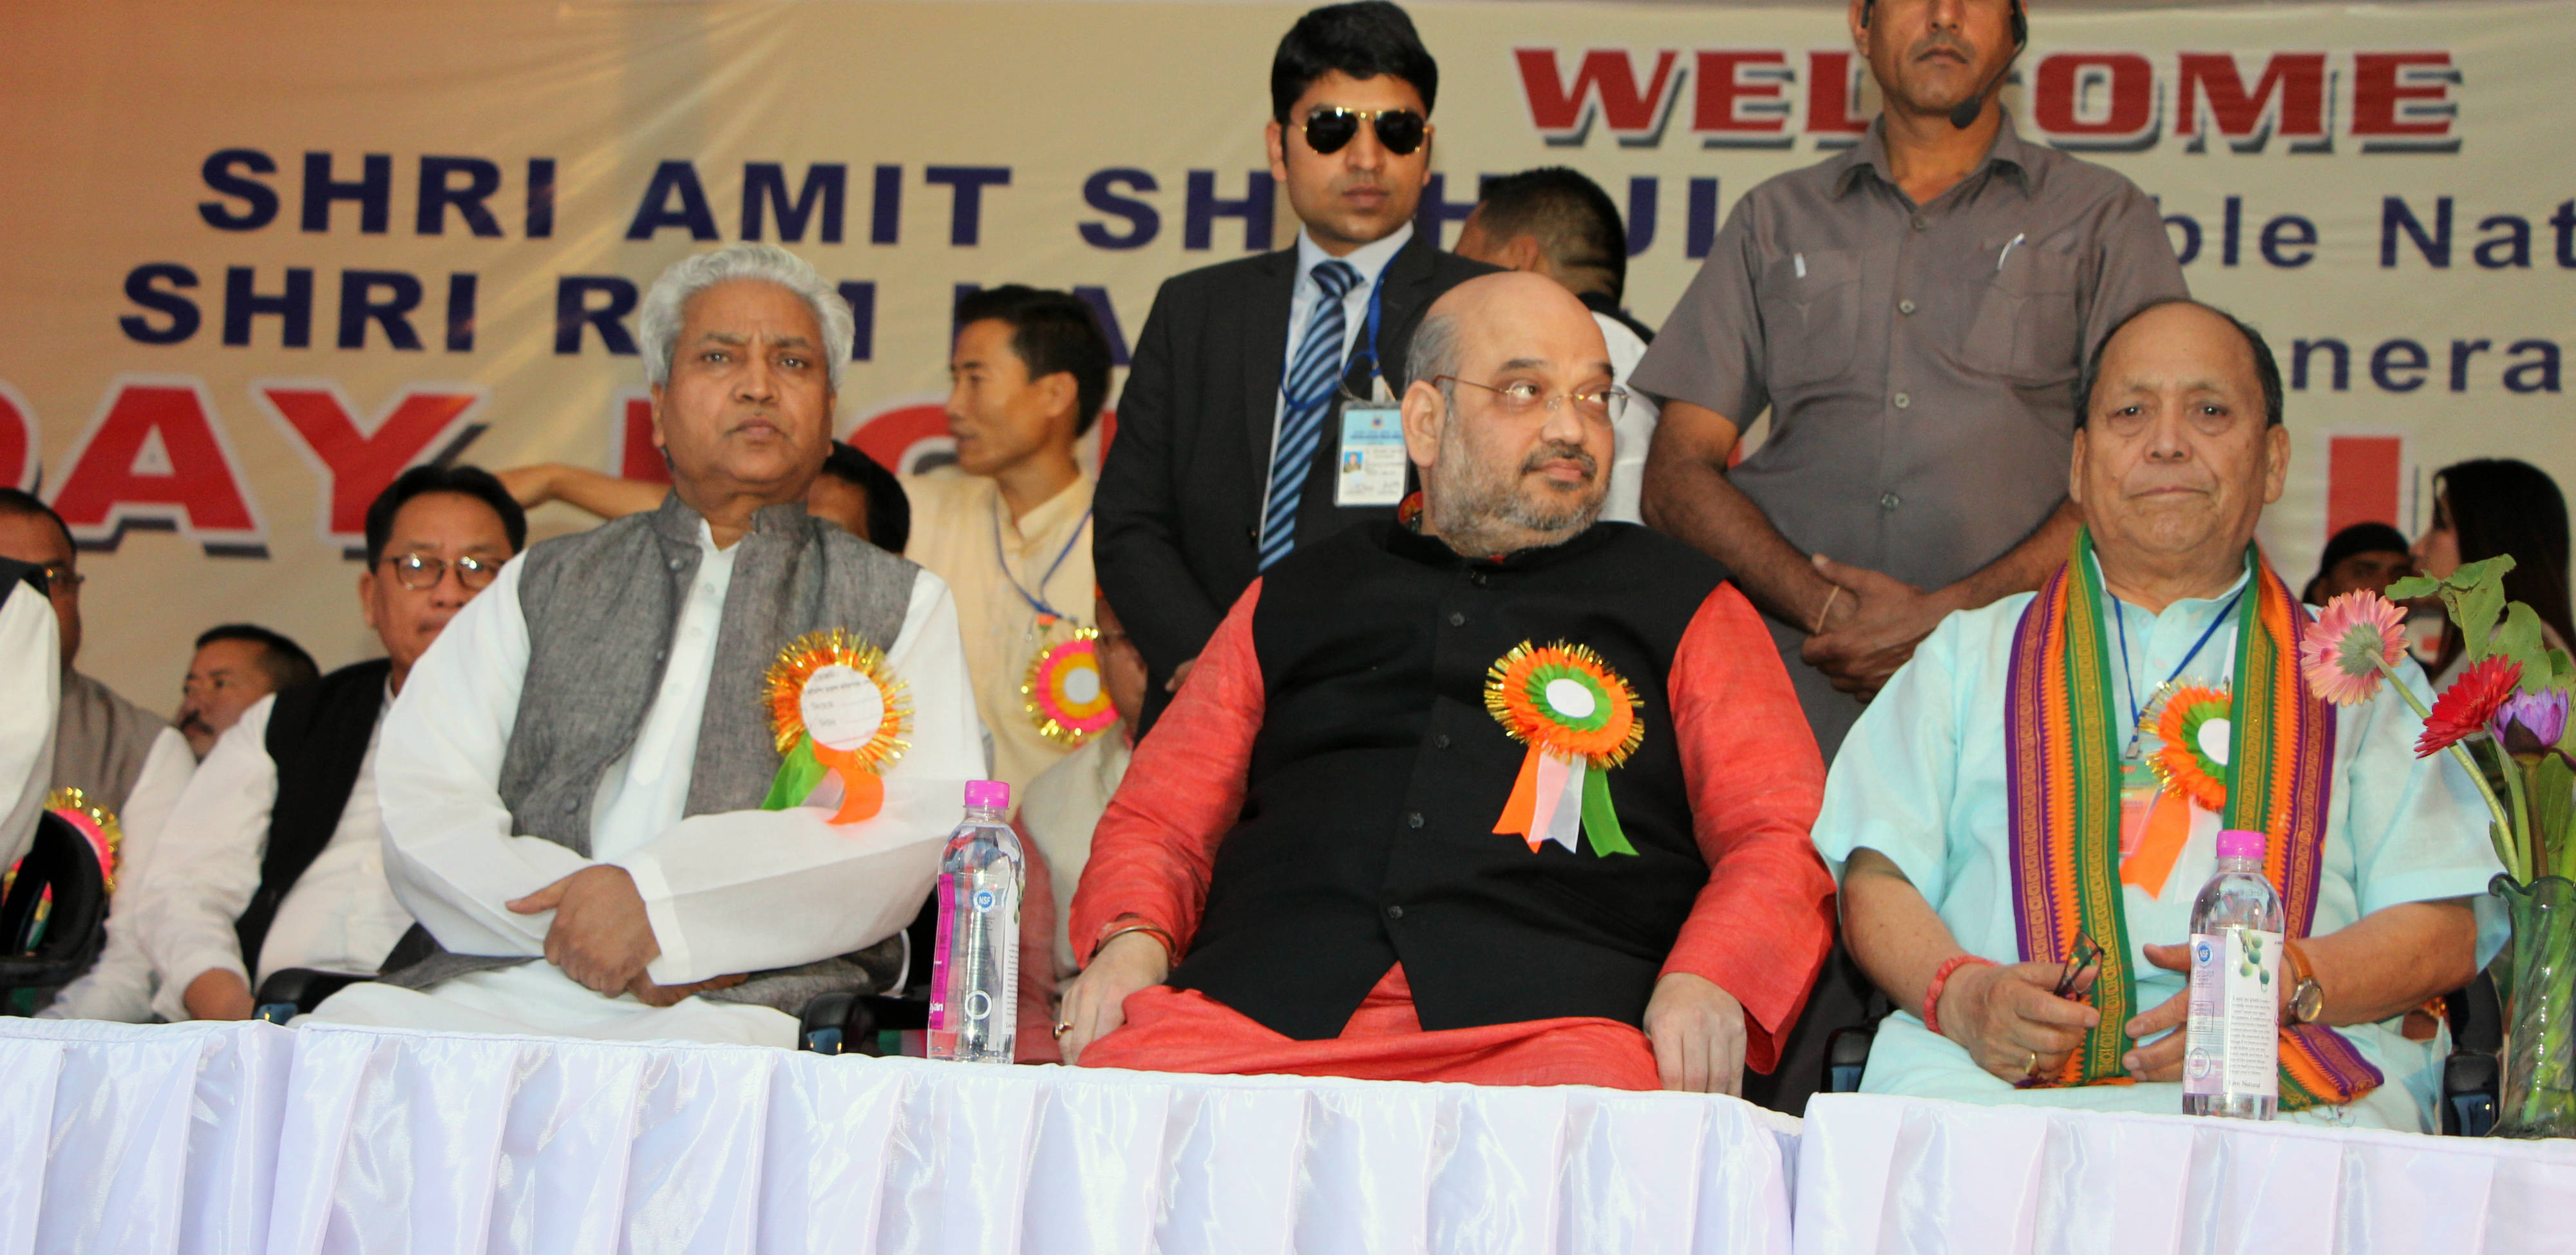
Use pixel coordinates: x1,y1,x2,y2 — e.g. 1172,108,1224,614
4,0,2570,707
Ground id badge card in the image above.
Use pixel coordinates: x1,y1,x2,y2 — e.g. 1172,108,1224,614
1332,399,1406,507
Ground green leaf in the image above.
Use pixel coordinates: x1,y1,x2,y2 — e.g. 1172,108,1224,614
2450,554,2519,589
2454,577,2507,662
2536,755,2575,883
2548,646,2575,690
2495,603,2550,689
2385,575,2441,600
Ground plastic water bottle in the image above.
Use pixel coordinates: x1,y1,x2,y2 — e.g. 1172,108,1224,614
928,780,1021,1064
2182,828,2284,1119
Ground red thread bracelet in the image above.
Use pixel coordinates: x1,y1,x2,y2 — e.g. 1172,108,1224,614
1922,954,1995,1037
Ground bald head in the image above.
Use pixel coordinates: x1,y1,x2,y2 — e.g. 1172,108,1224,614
1401,272,1618,557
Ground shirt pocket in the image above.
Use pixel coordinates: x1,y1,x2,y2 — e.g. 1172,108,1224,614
1759,247,1862,392
1962,245,2085,383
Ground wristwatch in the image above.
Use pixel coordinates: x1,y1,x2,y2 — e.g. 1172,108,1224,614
2283,939,2325,1025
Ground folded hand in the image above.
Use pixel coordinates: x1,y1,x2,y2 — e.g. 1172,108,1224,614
508,865,661,997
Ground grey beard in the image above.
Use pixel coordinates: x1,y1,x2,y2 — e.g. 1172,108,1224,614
1426,459,1603,557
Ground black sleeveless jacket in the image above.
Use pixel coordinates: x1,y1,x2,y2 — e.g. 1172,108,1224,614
1167,521,1727,1040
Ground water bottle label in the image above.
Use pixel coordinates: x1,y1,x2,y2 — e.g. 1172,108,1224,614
2183,929,2279,1098
927,872,956,1032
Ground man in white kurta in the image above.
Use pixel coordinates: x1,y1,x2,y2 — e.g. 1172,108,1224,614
313,244,985,1046
1820,301,2502,1131
0,562,59,870
2,492,194,1022
131,466,527,1023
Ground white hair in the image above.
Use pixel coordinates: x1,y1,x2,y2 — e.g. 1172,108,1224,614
637,242,855,392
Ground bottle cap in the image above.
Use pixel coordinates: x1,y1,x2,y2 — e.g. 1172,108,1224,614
964,780,1010,810
2215,829,2267,861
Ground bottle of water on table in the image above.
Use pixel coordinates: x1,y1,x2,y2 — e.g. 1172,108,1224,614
929,780,1021,1064
2183,828,2284,1119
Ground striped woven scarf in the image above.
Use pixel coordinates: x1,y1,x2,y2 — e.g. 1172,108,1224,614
2003,528,2381,1108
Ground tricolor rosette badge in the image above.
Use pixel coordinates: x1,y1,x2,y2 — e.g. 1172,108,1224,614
1485,640,1645,857
2145,682,2233,812
1023,628,1117,747
762,629,911,824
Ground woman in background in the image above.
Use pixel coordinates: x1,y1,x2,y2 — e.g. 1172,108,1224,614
2412,457,2573,684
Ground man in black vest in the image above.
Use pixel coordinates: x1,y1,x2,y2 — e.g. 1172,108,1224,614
132,466,526,1021
1096,1,1494,731
1058,274,1835,1093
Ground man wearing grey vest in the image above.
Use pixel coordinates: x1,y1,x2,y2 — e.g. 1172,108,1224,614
312,244,985,1046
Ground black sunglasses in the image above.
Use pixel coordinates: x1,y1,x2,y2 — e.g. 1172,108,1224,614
1302,106,1426,157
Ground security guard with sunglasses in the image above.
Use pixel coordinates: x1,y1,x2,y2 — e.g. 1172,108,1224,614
1097,0,1495,729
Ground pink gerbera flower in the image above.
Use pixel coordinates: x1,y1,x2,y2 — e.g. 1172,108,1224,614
2299,591,2408,706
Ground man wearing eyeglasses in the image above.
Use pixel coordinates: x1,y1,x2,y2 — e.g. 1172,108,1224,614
122,465,526,1022
1056,274,1833,1094
1097,0,1494,731
0,489,195,1020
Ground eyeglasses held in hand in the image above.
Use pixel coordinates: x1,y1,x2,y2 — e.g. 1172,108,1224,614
1434,375,1630,423
386,552,500,591
2052,932,2105,1001
1303,106,1426,156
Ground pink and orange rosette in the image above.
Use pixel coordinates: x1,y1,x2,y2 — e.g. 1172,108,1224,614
1022,629,1117,747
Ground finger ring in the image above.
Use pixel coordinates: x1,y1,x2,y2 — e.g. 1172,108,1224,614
2023,1049,2040,1078
1051,1022,1072,1039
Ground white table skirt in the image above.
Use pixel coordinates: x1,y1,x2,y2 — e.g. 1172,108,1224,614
0,1019,1798,1255
1794,1093,2576,1255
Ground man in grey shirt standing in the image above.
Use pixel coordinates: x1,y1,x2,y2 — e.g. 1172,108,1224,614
1632,0,2184,1111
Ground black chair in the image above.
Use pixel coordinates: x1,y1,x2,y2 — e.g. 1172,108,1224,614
798,992,934,1056
252,969,378,1024
1823,1024,1878,1095
2441,974,2502,1136
0,810,112,1009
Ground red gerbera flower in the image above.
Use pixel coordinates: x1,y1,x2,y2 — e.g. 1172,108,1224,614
2416,655,2523,758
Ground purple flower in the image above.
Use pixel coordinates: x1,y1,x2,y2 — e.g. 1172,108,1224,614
2491,688,2571,759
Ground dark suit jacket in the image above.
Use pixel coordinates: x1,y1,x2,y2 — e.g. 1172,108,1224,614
1097,233,1497,723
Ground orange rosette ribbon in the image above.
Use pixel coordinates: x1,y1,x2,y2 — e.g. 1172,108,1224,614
762,629,911,825
1023,628,1117,747
1485,641,1646,857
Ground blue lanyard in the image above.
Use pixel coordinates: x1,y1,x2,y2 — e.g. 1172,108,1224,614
1278,256,1395,403
992,505,1091,622
2114,586,2244,756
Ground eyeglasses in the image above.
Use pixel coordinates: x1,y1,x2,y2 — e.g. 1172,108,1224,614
1434,376,1629,423
385,552,500,591
2051,932,2105,1000
37,564,83,591
1303,106,1426,156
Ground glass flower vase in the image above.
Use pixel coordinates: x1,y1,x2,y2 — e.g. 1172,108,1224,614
2493,873,2576,1138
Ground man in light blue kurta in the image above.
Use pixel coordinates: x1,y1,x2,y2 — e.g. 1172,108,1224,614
1816,301,2503,1132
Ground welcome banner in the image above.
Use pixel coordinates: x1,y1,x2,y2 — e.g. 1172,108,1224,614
4,0,2568,704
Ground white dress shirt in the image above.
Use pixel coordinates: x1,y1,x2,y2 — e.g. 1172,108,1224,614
315,517,986,1044
0,580,59,870
1594,311,1661,526
1274,222,1415,439
40,725,193,1022
128,691,412,1022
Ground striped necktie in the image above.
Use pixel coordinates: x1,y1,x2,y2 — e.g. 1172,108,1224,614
1258,258,1361,570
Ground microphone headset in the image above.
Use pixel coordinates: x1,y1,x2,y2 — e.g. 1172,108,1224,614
1858,0,2029,129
